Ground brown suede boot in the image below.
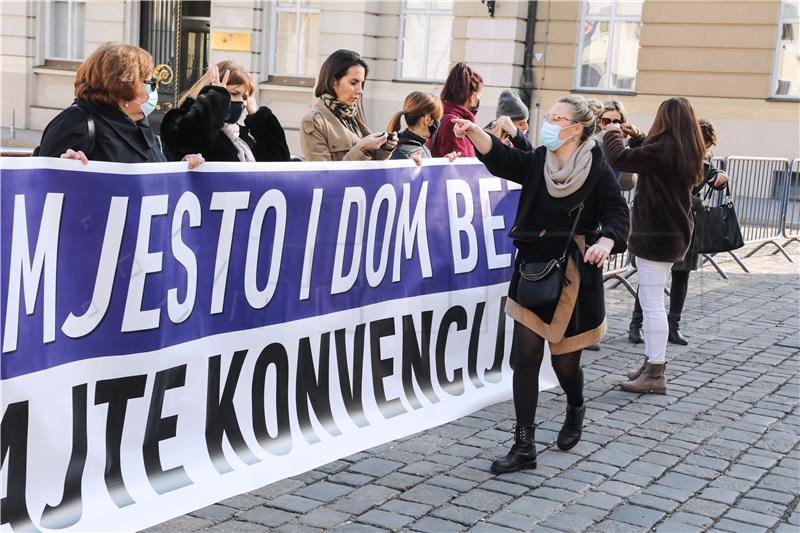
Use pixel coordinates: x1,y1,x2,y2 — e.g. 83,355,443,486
620,362,667,394
626,355,648,381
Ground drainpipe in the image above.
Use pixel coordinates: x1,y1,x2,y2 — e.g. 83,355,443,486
520,0,537,111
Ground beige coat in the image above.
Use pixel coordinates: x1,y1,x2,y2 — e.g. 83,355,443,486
300,99,392,162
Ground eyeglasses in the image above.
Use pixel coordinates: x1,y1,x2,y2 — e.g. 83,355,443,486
600,117,623,126
144,76,158,91
544,114,574,125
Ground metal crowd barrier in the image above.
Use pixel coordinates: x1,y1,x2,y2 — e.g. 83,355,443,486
603,154,800,295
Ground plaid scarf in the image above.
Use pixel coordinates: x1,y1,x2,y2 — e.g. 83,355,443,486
320,93,361,134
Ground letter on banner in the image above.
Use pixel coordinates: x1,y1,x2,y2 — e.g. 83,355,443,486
366,184,397,287
63,197,129,338
446,180,478,274
122,195,168,333
245,190,287,309
210,192,250,314
393,182,432,281
332,187,366,295
479,178,512,269
3,193,63,352
168,192,201,324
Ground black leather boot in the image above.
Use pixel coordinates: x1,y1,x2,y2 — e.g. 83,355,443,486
557,403,586,451
629,292,643,344
668,316,688,345
491,425,537,474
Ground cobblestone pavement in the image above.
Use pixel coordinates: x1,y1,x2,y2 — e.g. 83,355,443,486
148,250,800,533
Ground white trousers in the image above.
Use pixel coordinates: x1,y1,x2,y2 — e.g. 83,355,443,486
637,258,672,364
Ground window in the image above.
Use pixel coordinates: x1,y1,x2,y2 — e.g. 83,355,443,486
46,0,86,61
575,0,642,91
269,0,320,78
397,0,453,81
773,0,800,98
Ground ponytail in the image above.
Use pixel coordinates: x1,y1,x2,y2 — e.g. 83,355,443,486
386,110,404,133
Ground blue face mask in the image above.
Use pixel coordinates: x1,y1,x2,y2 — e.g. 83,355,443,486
131,86,159,117
540,121,574,151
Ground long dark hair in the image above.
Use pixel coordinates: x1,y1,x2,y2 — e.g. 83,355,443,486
314,49,369,98
645,97,705,186
440,62,483,107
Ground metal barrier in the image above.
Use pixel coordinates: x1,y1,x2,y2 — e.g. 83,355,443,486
603,154,800,296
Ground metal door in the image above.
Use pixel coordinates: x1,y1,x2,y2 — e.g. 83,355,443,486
139,0,210,130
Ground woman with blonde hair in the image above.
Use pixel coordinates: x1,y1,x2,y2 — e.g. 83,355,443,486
301,49,397,161
160,60,290,162
451,95,629,473
36,42,182,164
387,91,444,162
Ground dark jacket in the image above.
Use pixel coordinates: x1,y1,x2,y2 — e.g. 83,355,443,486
390,129,432,160
160,85,290,162
430,101,476,158
603,129,696,263
35,99,166,163
477,136,630,335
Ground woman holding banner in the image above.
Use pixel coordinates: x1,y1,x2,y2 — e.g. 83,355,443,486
452,95,629,474
301,49,397,161
35,42,202,169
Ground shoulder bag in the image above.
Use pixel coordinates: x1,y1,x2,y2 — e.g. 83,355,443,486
516,202,584,309
694,183,745,254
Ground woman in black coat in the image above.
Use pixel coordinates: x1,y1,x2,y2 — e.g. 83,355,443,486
160,61,290,163
35,43,181,164
452,95,629,474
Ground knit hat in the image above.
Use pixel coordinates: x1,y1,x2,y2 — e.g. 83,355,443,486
496,89,528,121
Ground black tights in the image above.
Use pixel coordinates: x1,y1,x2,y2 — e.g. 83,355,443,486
510,322,584,427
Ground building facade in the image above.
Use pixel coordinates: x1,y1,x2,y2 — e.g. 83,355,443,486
1,0,798,158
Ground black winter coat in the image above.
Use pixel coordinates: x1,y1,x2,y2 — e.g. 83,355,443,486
389,129,432,160
477,136,630,335
160,85,290,162
35,99,166,163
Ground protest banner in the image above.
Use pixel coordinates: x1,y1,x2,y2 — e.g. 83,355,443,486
0,157,556,531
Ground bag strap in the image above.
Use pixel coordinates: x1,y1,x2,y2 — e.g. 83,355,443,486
70,102,95,155
558,202,585,263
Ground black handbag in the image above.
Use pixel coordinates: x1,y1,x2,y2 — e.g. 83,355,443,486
694,184,745,254
515,203,584,309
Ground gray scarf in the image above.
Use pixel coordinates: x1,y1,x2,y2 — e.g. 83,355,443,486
543,139,595,198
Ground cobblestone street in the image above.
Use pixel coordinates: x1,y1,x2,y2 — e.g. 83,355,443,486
148,249,800,533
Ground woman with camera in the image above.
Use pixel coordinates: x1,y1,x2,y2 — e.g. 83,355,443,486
603,97,707,395
452,95,629,474
301,49,397,161
626,118,729,347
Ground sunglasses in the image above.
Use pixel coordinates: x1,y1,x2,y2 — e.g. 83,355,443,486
600,117,623,126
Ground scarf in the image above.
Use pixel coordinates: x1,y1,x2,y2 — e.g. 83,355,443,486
320,93,360,134
221,121,255,162
543,139,595,198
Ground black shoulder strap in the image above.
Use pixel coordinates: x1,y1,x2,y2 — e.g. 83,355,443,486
70,102,95,155
559,202,585,263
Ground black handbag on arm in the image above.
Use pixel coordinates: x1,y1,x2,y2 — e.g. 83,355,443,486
515,202,585,309
694,184,745,254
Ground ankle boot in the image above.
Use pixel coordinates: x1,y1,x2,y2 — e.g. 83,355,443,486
668,317,688,345
620,362,667,395
557,403,585,451
491,424,537,474
626,355,648,381
628,324,644,344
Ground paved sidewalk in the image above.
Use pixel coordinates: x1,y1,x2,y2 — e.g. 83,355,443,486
149,250,800,533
